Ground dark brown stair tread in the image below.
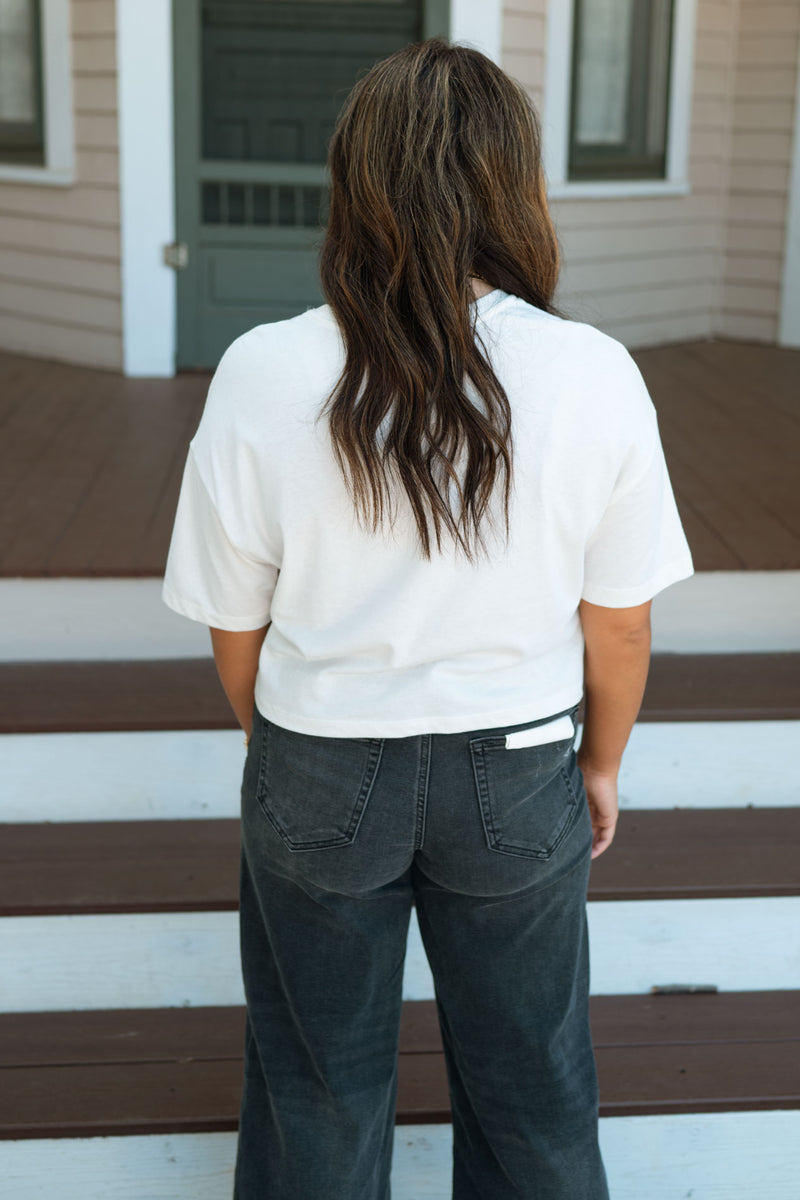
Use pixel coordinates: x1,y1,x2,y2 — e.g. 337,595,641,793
2,808,797,917
588,807,800,900
2,1061,244,1140
0,1006,247,1067
0,820,242,915
593,1040,800,1116
2,994,798,1069
0,659,231,733
589,990,800,1046
2,653,799,733
1,994,798,1138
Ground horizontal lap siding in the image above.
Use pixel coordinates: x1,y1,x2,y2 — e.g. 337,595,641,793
502,6,546,108
506,0,740,349
721,0,800,342
0,0,122,370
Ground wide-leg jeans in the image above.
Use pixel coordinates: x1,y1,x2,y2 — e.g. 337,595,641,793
233,700,609,1200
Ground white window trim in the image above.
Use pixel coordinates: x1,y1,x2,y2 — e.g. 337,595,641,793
542,0,696,200
449,0,503,64
0,0,75,186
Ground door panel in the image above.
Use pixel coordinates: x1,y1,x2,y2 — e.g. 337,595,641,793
175,0,446,368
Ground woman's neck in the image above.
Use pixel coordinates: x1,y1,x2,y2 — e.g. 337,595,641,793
469,276,495,301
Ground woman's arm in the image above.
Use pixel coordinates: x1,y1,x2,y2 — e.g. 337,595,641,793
577,598,652,858
210,624,271,741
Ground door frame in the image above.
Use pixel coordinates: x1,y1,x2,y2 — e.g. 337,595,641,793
117,0,505,376
172,0,202,373
116,0,177,377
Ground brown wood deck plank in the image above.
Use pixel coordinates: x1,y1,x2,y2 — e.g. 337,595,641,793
0,659,232,732
0,388,93,556
0,820,242,916
1,1060,244,1140
631,343,800,567
0,351,207,577
655,492,735,571
0,1006,246,1068
0,376,123,572
681,341,800,429
48,377,206,576
1,653,797,734
3,996,797,1069
1,808,797,917
588,809,800,901
395,995,800,1057
636,652,800,721
589,990,800,1047
1,340,798,575
135,396,209,570
594,1040,800,1116
1,994,798,1137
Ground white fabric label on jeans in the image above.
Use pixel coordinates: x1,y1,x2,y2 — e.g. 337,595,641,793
505,715,574,750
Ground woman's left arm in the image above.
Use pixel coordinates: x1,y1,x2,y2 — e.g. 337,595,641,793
210,624,270,741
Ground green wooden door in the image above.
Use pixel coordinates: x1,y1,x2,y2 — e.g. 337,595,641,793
174,0,449,368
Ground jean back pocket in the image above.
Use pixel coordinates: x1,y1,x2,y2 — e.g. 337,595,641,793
469,714,581,860
256,719,384,852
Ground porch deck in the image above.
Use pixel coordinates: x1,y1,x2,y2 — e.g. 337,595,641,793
1,337,798,577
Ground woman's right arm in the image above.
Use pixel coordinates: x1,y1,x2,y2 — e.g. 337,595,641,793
577,598,652,858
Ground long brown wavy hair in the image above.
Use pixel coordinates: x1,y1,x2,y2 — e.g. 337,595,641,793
318,37,561,563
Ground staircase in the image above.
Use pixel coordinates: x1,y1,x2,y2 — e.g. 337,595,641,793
1,574,799,1199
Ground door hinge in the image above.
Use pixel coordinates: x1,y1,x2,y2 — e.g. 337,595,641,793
163,242,189,270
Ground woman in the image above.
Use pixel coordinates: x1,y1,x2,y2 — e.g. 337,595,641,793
163,37,693,1200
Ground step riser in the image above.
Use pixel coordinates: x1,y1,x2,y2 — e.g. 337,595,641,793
3,898,799,1012
3,572,799,659
2,721,799,823
4,1113,800,1199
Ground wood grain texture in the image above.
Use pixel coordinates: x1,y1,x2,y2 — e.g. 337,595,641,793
1,993,797,1137
1,808,797,916
1,338,799,576
1,653,797,735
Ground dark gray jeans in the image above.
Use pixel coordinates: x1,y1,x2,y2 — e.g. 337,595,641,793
233,701,609,1200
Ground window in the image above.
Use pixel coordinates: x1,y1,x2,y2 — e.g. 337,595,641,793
568,0,674,182
0,0,74,185
542,0,694,198
0,0,44,166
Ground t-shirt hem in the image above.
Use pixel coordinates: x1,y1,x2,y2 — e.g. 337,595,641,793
162,584,271,631
254,686,584,739
580,555,694,608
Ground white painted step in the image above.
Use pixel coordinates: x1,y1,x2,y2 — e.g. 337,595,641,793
3,1112,800,1200
2,571,800,660
2,897,799,1012
2,720,798,823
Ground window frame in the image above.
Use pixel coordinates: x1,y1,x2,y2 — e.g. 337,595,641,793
0,0,75,186
543,0,696,199
0,0,45,165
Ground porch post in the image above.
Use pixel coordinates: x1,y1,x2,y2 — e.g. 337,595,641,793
449,0,503,65
116,0,177,376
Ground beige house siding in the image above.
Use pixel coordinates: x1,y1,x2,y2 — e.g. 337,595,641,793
720,0,800,342
0,1,794,373
502,0,743,350
0,0,122,370
502,3,547,109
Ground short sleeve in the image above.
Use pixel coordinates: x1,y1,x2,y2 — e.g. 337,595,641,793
162,449,278,630
581,362,694,608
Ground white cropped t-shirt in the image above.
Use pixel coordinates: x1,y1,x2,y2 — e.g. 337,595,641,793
163,289,694,736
